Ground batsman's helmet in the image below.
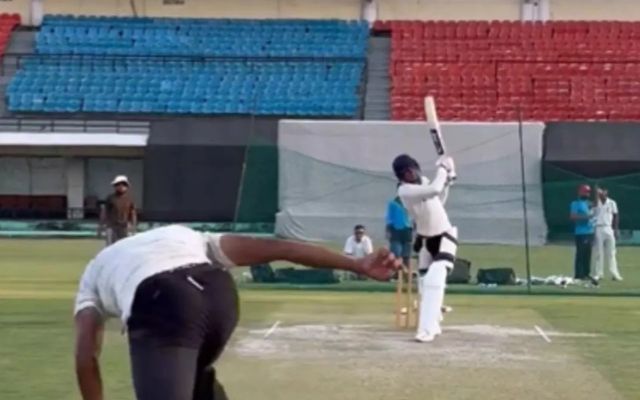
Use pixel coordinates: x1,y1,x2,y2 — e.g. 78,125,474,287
392,154,420,180
578,184,591,196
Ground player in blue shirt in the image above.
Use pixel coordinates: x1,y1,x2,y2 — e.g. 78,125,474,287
386,196,413,267
570,184,595,280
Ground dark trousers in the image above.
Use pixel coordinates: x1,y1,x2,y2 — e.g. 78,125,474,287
106,225,128,246
127,264,239,400
574,234,594,279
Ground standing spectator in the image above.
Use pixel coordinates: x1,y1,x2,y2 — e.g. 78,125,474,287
385,196,413,267
343,225,374,280
99,175,137,246
593,187,623,281
569,184,595,280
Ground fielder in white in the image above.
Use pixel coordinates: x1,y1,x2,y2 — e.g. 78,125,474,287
393,153,456,343
593,187,623,281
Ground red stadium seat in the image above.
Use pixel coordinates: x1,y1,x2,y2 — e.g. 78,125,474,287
0,13,19,57
388,20,640,121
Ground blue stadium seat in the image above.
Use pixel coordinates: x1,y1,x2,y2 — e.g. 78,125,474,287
9,16,366,117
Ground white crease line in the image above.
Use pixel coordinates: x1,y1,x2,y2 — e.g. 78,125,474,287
263,320,281,339
534,325,552,343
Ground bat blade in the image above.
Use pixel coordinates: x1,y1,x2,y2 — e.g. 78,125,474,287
424,96,446,156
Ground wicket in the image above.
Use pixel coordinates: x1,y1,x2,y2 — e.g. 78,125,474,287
395,262,418,329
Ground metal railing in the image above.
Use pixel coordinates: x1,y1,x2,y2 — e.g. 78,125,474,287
0,117,150,134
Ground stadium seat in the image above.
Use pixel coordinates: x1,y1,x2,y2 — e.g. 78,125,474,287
8,16,367,117
385,20,640,121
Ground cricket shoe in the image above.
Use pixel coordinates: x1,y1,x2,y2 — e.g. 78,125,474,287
415,331,437,343
613,276,624,282
585,276,600,287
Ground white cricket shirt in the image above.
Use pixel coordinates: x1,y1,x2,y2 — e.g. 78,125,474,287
397,168,452,237
74,225,234,323
595,198,618,228
343,235,374,259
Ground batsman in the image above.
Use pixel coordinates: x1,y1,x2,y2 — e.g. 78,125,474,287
393,153,456,342
392,99,458,342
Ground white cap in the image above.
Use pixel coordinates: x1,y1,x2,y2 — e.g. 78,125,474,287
111,175,130,186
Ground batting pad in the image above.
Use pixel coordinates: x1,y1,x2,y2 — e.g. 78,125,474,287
418,262,448,336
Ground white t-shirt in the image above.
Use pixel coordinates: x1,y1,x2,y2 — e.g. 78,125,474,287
595,198,618,228
74,225,234,324
343,235,374,259
398,169,452,237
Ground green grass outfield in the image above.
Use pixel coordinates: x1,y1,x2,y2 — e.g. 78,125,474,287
0,239,639,400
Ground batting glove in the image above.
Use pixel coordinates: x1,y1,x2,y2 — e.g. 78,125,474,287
436,155,455,173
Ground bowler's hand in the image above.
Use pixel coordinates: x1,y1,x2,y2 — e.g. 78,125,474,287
354,248,402,281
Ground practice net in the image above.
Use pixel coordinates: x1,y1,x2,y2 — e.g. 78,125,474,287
274,120,547,246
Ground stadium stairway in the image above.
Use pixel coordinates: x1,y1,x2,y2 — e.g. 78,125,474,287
364,36,391,120
6,30,36,54
0,77,9,116
2,32,37,117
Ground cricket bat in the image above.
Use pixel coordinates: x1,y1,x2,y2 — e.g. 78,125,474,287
425,96,456,180
424,96,446,156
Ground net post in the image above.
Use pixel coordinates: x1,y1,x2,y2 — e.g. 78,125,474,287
232,60,256,232
518,108,533,294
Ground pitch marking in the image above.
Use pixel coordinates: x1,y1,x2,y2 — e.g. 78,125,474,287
534,325,552,343
264,320,281,339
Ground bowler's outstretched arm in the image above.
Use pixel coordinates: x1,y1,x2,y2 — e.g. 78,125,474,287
218,236,401,281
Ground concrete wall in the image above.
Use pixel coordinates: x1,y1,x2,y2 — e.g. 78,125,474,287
0,156,143,217
43,0,134,16
0,0,30,21
41,0,362,19
65,158,84,218
378,0,521,21
9,0,640,22
550,0,640,21
0,156,66,195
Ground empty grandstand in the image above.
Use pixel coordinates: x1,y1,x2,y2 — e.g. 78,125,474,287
7,16,367,116
379,20,640,121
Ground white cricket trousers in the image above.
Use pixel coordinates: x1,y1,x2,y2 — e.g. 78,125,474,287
593,226,621,279
417,261,447,336
415,227,458,337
